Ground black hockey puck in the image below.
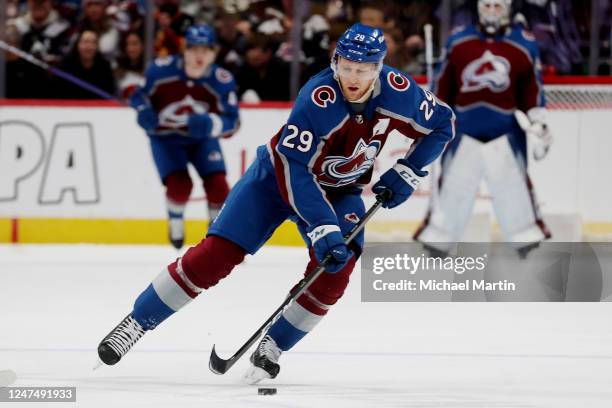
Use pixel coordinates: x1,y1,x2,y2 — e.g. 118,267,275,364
258,388,277,395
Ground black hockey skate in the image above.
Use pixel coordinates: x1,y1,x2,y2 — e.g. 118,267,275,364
242,335,282,384
168,218,184,249
98,314,146,365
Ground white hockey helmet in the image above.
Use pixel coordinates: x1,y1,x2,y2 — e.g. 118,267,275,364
477,0,512,34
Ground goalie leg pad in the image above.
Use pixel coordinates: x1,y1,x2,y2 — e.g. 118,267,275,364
415,135,484,246
482,136,550,242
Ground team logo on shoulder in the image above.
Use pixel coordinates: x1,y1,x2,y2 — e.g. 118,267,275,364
387,72,410,92
461,50,511,93
311,85,336,108
318,139,381,187
215,68,233,84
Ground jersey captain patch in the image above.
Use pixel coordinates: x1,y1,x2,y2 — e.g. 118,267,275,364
460,50,511,93
311,85,336,108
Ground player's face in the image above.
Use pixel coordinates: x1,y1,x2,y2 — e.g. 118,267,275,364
336,57,378,101
184,45,216,78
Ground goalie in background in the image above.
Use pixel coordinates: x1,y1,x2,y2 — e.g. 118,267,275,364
129,24,239,249
414,0,553,258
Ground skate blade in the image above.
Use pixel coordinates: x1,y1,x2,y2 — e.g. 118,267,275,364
92,359,104,371
241,366,272,385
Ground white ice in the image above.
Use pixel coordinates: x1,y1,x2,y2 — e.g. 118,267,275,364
1,244,611,408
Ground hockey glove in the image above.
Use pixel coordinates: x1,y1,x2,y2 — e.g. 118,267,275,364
526,107,552,161
372,159,428,209
515,108,552,161
308,224,351,274
135,106,158,133
187,113,214,139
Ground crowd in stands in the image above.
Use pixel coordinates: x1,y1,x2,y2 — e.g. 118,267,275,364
3,0,610,101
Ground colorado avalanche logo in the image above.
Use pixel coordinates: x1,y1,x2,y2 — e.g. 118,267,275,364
311,85,336,108
387,72,410,92
461,50,511,93
215,67,233,84
158,94,208,128
344,213,360,224
318,139,381,187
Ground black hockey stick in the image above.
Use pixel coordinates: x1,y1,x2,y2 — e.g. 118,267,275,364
209,191,390,375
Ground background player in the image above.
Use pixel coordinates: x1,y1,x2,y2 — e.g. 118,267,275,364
414,0,552,257
97,23,455,383
130,24,239,249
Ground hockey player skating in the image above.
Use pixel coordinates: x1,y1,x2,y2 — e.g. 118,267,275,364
414,0,552,257
98,23,455,383
130,24,239,249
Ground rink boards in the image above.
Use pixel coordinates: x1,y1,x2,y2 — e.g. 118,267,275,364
0,100,611,244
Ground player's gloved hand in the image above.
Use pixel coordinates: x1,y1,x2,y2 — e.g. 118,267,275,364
187,113,214,139
135,106,158,132
372,159,428,209
307,224,351,274
526,107,552,161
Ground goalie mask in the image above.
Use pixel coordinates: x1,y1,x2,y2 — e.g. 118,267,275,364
478,0,512,35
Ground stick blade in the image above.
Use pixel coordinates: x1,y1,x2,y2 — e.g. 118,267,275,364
209,345,234,375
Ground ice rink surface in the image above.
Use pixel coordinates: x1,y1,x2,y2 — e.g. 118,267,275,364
1,244,611,408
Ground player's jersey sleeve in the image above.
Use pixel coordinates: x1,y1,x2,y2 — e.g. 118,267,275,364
404,84,456,169
514,30,546,111
382,69,456,169
273,96,338,229
208,67,240,138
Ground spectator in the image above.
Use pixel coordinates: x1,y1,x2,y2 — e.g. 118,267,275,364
383,28,410,72
515,0,583,74
154,2,192,57
158,0,194,36
54,30,116,99
56,0,81,25
4,23,52,98
236,33,291,101
247,0,287,38
357,1,387,29
215,8,249,75
77,0,120,61
12,0,71,65
301,22,344,85
6,0,22,20
115,30,145,98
